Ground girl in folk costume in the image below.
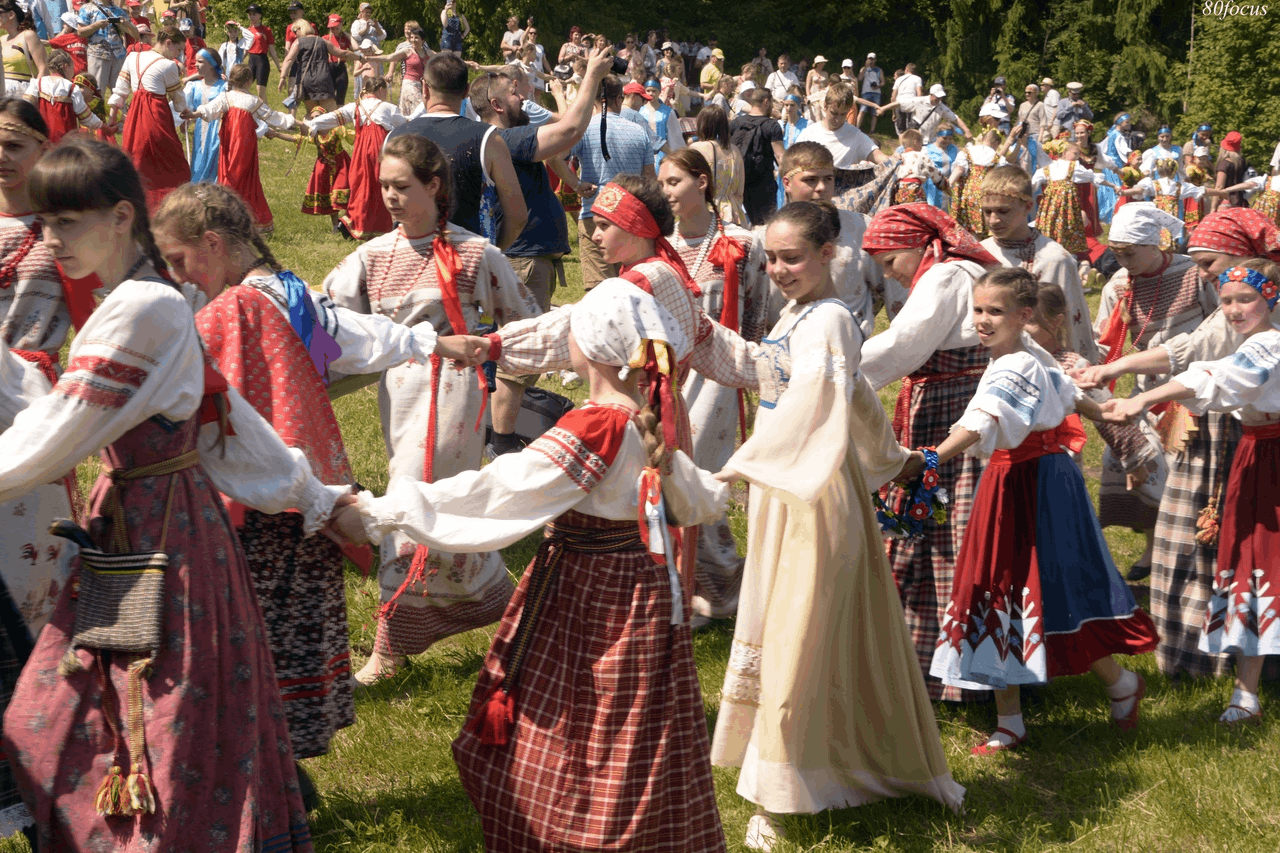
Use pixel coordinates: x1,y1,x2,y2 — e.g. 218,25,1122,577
779,141,904,333
186,63,302,233
1032,142,1105,257
21,50,102,143
1182,148,1216,230
324,133,540,684
153,182,477,776
331,280,730,852
929,268,1159,753
1097,111,1133,224
893,129,947,206
1071,120,1115,260
74,72,115,145
860,203,1006,701
1217,172,1280,227
308,75,404,240
1075,208,1280,679
712,202,964,850
107,25,190,209
302,104,351,231
0,98,79,846
181,47,227,183
949,129,1012,238
979,165,1098,361
659,148,771,624
485,175,765,616
1090,204,1216,569
1117,157,1219,221
925,124,959,212
1,137,347,852
1104,258,1280,724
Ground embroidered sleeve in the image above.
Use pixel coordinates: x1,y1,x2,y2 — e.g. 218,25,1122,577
527,407,629,492
1178,333,1280,415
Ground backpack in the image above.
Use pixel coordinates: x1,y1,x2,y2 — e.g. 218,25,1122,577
731,116,776,185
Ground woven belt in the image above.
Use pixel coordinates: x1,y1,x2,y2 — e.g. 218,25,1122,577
104,449,200,554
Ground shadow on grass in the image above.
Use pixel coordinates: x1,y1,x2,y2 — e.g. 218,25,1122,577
310,780,485,852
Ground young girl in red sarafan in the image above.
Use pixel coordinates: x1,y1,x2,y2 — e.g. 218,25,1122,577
1104,258,1280,725
929,266,1160,754
331,278,731,853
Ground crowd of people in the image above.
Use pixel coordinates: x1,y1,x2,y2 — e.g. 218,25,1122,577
3,2,1280,852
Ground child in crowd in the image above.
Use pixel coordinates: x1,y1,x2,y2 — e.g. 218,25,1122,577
22,49,102,142
1033,142,1105,256
930,267,1159,752
951,128,1013,238
301,104,351,231
1104,258,1280,724
892,128,946,206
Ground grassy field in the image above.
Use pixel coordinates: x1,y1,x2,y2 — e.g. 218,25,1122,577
11,88,1280,852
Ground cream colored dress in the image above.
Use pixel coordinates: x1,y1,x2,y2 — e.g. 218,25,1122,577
711,297,964,815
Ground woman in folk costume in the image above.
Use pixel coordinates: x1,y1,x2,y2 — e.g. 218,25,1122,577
22,49,101,143
860,202,1005,701
107,25,190,209
324,133,540,684
712,201,964,850
1,137,346,852
1032,142,1105,257
0,98,81,846
153,182,477,777
182,47,227,183
660,148,771,624
1104,258,1280,724
308,75,404,240
333,279,730,853
302,104,351,232
1071,120,1114,261
483,175,766,639
1075,208,1280,679
187,63,301,233
1097,111,1132,224
1089,204,1216,574
929,268,1159,754
949,129,1011,238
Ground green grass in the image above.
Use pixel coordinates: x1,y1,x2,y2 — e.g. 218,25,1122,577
14,87,1280,852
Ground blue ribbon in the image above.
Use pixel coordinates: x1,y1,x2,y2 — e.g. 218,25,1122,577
278,270,343,382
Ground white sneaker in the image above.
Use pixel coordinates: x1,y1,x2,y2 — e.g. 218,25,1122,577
744,813,780,851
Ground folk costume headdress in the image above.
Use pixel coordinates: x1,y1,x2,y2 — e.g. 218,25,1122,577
1188,208,1280,263
862,202,998,289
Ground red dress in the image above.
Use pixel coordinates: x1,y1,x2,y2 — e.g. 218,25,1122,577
338,99,392,240
120,56,190,210
219,105,274,231
302,129,350,216
34,90,78,144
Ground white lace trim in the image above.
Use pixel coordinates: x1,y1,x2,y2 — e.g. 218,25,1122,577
789,350,851,388
722,639,762,706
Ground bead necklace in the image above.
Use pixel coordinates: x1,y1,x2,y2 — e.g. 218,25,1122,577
685,208,720,280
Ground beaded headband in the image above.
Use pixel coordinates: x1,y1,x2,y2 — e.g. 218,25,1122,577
1219,265,1280,309
0,118,48,143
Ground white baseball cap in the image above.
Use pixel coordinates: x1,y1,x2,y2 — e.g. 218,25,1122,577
842,58,853,67
867,52,876,59
929,83,946,98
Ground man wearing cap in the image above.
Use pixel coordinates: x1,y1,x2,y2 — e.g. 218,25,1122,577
980,75,1015,133
48,11,89,75
77,0,137,92
879,82,970,144
1055,81,1092,128
889,61,922,133
764,53,799,103
856,52,883,132
619,80,658,149
243,4,279,99
1141,126,1182,176
699,46,723,95
1040,76,1060,112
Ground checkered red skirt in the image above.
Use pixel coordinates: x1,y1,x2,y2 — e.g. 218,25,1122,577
452,510,725,852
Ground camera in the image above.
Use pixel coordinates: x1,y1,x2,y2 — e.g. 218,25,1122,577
609,54,629,76
552,64,573,81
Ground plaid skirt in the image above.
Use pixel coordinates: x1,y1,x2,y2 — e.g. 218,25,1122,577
452,510,725,852
1150,412,1241,678
886,345,990,702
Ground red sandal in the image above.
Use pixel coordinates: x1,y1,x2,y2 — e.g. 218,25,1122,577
1110,673,1146,732
970,727,1027,755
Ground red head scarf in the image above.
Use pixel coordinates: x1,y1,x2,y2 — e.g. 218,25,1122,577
1220,131,1243,153
1188,208,1280,262
862,203,999,289
591,182,701,296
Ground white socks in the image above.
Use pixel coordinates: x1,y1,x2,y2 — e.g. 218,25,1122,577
1221,686,1262,723
985,713,1026,747
1106,668,1140,719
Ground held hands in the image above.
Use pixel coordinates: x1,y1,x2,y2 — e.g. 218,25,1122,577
576,182,597,198
1069,363,1114,390
1099,397,1146,424
712,469,740,486
894,449,926,485
434,334,490,366
1125,459,1157,492
326,502,368,545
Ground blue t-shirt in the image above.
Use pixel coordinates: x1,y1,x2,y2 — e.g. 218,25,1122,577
523,99,553,127
571,112,652,219
500,125,570,257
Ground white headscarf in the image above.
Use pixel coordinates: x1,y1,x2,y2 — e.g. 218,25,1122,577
569,279,690,377
1109,202,1184,246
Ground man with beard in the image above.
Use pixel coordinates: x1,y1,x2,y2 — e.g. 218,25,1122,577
470,47,614,456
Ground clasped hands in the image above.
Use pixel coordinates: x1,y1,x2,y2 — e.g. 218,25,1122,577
433,334,492,367
1067,365,1144,424
326,493,368,546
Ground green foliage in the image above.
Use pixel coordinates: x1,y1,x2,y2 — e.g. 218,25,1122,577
1182,11,1280,168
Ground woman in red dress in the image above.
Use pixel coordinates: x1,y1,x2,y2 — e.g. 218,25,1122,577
307,75,403,240
106,25,190,209
186,63,301,233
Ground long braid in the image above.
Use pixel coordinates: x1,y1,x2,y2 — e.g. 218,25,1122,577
250,232,284,272
135,220,176,285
